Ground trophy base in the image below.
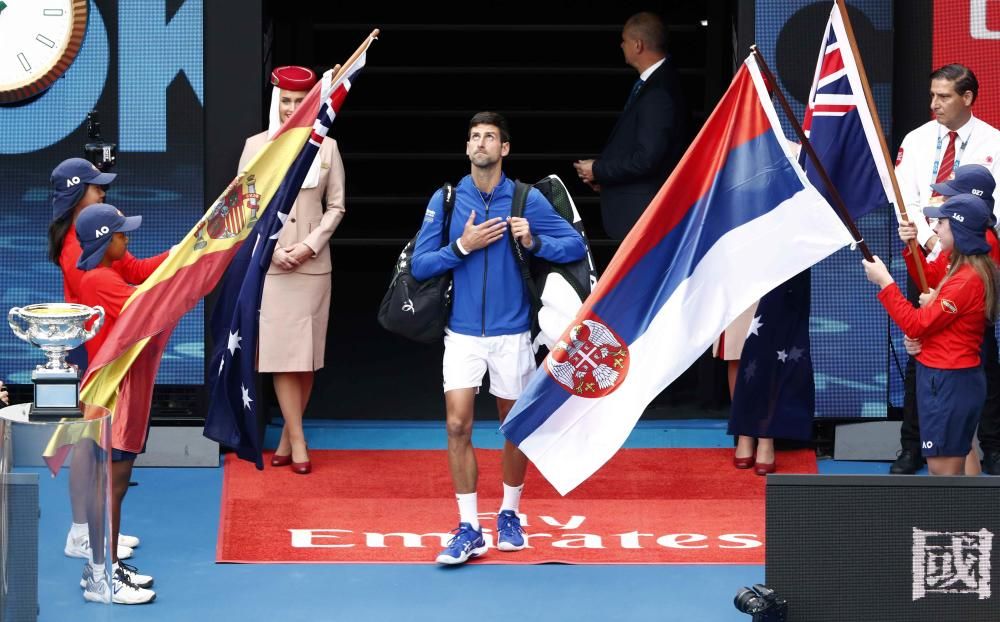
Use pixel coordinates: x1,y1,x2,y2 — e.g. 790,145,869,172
31,368,81,421
28,405,84,422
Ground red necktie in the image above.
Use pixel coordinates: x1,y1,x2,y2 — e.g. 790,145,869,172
932,131,958,196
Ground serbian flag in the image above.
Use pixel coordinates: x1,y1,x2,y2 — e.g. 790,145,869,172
67,35,375,471
203,39,372,468
499,54,854,495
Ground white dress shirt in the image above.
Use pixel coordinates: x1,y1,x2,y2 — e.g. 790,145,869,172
894,114,1000,247
639,57,665,82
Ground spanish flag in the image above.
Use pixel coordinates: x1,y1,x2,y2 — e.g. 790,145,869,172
72,33,377,464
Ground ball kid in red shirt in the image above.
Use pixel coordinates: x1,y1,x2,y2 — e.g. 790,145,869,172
75,203,157,604
897,164,1000,476
48,159,162,593
864,194,1000,476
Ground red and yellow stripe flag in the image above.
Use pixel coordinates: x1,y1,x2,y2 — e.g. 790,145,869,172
73,32,378,457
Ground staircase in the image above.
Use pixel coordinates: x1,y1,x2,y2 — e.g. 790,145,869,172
261,2,732,419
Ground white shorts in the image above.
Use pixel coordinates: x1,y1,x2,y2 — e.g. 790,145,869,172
442,329,535,400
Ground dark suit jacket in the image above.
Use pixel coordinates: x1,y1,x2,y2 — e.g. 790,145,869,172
593,58,689,240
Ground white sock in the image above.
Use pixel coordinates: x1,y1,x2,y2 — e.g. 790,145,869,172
500,482,524,513
71,522,88,537
89,561,104,576
456,492,479,530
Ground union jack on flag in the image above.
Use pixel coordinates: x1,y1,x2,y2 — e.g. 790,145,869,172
802,28,857,133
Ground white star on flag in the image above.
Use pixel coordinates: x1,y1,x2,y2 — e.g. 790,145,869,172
241,384,253,409
270,212,288,240
777,350,788,363
747,315,764,337
227,330,242,355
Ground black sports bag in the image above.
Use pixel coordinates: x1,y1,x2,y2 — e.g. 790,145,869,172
377,183,455,343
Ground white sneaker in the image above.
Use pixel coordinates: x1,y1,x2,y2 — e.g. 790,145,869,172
64,531,133,560
81,565,111,604
65,530,90,558
80,561,153,589
118,533,140,549
110,563,156,604
115,561,153,588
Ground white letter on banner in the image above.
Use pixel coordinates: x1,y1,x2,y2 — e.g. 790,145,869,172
616,531,655,549
538,515,586,530
971,0,1000,40
288,529,354,548
552,534,604,549
718,534,763,549
119,0,204,151
364,532,453,548
656,533,709,549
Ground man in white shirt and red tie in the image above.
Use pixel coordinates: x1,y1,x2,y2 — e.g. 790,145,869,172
892,63,1000,475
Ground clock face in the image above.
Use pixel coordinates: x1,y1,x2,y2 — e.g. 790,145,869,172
0,0,87,103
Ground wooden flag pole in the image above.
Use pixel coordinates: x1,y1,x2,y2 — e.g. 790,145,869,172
328,29,380,85
749,45,873,262
835,0,928,292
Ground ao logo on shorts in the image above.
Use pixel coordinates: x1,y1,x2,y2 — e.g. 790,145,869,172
922,440,934,449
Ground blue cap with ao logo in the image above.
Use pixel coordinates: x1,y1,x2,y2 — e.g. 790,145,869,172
50,158,117,222
75,203,141,271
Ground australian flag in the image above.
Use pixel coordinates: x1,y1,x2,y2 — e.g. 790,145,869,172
204,51,369,468
730,2,894,440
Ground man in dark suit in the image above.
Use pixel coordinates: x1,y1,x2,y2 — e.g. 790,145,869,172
574,12,689,240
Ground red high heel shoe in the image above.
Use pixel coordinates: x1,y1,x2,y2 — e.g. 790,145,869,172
291,460,311,475
754,461,776,476
733,455,755,469
271,453,292,467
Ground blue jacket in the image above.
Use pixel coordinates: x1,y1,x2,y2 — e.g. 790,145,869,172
411,174,587,337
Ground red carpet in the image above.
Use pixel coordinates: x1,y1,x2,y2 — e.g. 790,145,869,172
217,448,816,564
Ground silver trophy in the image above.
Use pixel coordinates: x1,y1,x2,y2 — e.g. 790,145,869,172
8,303,105,421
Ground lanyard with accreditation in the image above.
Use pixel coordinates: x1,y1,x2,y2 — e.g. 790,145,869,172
931,125,971,179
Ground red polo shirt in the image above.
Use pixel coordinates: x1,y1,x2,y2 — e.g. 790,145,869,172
59,227,167,303
76,267,134,360
878,264,986,369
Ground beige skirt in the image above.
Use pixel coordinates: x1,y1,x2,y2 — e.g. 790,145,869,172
258,272,331,372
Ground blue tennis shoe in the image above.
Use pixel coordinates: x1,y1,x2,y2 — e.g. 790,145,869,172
496,510,525,551
435,522,487,565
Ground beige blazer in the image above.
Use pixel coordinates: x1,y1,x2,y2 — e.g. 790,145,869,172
238,132,346,275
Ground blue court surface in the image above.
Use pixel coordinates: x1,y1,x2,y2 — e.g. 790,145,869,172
24,419,893,621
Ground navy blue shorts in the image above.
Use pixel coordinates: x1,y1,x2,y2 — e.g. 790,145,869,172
111,448,139,462
915,362,985,457
111,417,152,463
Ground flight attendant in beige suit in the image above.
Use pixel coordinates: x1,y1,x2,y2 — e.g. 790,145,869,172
238,65,346,474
